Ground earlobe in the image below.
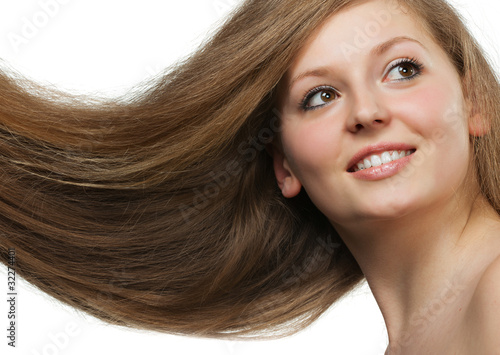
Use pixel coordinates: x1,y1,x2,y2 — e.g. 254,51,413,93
468,113,490,137
270,145,302,198
463,76,489,137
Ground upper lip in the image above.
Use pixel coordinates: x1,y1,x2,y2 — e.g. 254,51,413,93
346,142,416,171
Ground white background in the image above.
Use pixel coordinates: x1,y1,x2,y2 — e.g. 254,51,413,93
0,0,498,354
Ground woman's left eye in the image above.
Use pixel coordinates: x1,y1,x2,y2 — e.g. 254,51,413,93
385,58,424,82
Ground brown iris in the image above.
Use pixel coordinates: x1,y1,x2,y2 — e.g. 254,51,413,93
398,63,415,78
321,90,335,103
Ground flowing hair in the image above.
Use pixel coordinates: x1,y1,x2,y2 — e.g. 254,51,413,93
0,0,498,338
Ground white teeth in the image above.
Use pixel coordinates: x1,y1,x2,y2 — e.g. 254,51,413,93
370,155,382,167
381,152,392,164
352,150,414,172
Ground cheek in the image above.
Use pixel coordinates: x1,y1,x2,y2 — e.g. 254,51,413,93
282,120,343,179
392,84,467,136
392,83,470,187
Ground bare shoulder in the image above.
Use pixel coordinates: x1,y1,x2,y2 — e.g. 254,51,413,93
465,251,500,352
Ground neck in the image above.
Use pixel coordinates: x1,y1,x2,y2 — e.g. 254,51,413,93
333,191,500,351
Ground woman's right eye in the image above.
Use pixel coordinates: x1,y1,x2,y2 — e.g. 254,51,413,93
301,87,339,111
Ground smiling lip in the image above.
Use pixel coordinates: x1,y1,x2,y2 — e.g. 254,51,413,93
346,142,416,180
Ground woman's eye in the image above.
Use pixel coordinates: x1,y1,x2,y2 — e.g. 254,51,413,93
385,59,423,82
302,88,339,111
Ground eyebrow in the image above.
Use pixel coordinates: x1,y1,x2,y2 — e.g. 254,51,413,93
288,36,426,91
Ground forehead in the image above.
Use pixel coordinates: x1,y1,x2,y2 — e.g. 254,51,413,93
285,0,431,78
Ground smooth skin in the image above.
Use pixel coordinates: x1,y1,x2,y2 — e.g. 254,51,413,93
273,0,500,353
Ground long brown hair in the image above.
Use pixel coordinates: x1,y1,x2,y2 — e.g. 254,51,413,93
0,0,498,339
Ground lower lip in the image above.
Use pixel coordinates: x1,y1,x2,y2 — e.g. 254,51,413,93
348,153,415,181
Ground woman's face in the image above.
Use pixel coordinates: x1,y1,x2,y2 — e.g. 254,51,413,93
274,0,481,229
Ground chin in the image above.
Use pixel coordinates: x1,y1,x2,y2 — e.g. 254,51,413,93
355,197,420,222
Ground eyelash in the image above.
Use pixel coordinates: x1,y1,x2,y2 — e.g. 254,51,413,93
298,57,425,112
299,85,338,112
389,57,424,81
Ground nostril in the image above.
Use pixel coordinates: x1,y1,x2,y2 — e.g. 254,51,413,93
355,123,363,130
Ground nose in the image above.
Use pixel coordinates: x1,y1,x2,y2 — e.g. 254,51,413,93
346,87,390,133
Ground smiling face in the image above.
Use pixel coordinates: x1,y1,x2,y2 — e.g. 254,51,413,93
273,0,482,230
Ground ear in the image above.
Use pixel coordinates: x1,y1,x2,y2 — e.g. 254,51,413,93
463,74,490,137
468,112,490,137
268,143,302,198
